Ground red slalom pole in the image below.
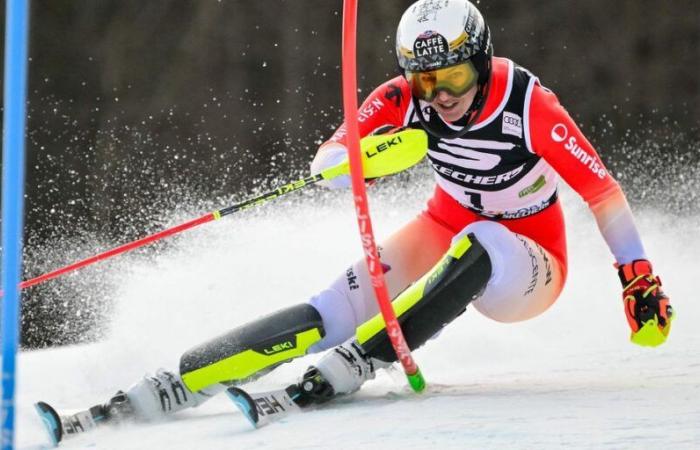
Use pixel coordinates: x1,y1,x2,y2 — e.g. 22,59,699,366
341,0,425,392
15,214,216,293
0,172,327,297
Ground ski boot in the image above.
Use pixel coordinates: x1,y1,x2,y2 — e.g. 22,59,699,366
226,340,382,427
290,341,380,407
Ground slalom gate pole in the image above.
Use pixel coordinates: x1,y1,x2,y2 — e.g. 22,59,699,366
1,0,31,448
341,0,426,392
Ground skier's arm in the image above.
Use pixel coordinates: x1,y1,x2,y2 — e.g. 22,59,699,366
528,83,673,346
527,83,645,264
311,78,410,189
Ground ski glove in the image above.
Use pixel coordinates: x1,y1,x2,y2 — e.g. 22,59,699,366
310,142,351,189
617,259,673,347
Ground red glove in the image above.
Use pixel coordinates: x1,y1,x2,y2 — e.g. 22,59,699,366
617,260,674,347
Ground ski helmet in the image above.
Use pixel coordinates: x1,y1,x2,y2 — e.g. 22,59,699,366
396,0,493,138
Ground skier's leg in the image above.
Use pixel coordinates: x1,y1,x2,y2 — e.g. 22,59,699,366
458,221,566,322
119,213,455,420
39,303,329,439
296,231,492,402
295,221,565,402
308,211,455,351
178,303,326,391
52,213,457,430
177,212,452,387
63,302,323,426
177,211,454,386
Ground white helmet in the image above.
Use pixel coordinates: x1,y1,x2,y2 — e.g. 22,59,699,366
396,0,493,137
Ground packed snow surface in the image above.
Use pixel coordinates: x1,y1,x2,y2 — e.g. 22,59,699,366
16,184,700,449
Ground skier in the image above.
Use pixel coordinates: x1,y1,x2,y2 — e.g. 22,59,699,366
37,0,674,443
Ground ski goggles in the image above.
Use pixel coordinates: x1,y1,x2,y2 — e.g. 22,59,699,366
405,61,479,102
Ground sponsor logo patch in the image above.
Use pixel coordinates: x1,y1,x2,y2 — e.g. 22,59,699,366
517,235,539,296
346,267,359,290
518,175,546,198
478,195,555,220
262,341,295,355
535,242,553,286
502,112,523,138
550,123,568,142
365,135,403,159
413,31,448,58
431,162,524,186
358,98,385,123
550,123,606,179
255,395,286,415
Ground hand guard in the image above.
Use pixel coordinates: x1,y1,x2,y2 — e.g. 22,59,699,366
617,259,673,347
363,125,405,186
310,125,405,189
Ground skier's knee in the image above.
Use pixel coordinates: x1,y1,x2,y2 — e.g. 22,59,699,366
454,221,510,279
357,233,491,363
458,221,563,322
455,220,521,290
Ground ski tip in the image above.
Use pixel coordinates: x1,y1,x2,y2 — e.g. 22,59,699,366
34,401,63,447
226,387,260,429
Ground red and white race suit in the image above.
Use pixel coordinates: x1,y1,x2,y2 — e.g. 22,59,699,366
307,57,647,350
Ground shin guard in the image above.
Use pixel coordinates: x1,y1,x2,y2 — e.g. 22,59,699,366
356,233,491,362
180,304,324,392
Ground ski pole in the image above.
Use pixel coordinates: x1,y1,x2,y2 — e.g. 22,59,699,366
3,129,427,296
341,0,426,392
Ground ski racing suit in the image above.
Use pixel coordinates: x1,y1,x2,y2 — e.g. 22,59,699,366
307,56,647,349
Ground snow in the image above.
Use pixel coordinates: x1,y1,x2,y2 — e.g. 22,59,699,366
16,183,700,449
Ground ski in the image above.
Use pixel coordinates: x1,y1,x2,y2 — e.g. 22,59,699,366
226,386,303,428
34,400,103,447
34,401,63,447
35,387,301,446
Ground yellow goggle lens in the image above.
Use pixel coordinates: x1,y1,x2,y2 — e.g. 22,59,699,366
406,61,479,102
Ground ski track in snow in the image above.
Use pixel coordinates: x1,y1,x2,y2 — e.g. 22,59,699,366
16,184,700,449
